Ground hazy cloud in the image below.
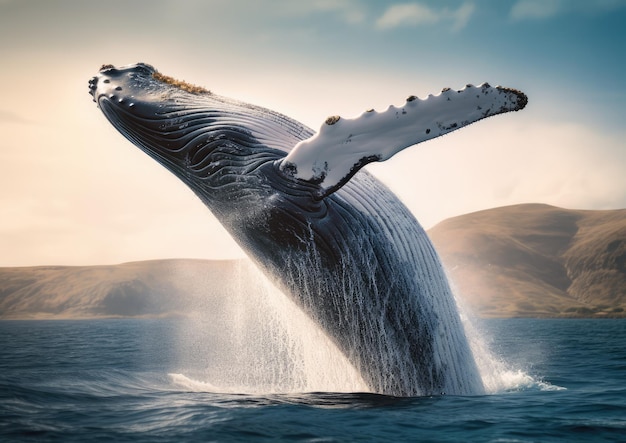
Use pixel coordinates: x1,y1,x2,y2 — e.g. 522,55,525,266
276,0,367,25
376,2,475,32
511,0,626,20
308,0,367,24
510,0,563,20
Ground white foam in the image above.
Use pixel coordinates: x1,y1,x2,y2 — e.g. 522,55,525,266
169,373,222,393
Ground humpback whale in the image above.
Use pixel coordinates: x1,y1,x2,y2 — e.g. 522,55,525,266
89,63,527,396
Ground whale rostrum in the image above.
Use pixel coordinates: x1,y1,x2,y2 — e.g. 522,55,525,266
89,63,527,396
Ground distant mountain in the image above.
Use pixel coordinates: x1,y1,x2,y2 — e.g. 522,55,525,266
1,204,624,319
428,204,626,318
0,259,242,319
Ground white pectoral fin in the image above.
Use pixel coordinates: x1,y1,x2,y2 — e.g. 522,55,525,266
278,83,527,198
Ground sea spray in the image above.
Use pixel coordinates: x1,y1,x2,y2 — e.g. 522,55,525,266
169,257,505,395
450,280,558,393
171,260,367,393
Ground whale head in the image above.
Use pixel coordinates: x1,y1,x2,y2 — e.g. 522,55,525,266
88,63,296,210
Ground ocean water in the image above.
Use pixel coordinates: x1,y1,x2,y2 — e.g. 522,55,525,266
1,318,625,442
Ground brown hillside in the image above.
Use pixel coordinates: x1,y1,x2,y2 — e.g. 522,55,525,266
428,204,626,318
0,259,239,319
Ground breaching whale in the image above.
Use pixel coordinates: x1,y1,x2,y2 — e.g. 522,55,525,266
89,63,527,396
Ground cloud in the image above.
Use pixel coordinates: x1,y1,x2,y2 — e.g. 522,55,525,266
276,0,367,25
510,0,563,20
376,2,475,32
510,0,626,21
308,0,367,24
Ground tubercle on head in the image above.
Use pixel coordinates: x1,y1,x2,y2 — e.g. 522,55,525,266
152,71,211,94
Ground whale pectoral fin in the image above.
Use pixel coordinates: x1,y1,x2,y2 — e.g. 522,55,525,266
278,83,527,198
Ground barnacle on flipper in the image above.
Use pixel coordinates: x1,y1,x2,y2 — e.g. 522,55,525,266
152,71,210,94
496,86,528,110
325,115,341,125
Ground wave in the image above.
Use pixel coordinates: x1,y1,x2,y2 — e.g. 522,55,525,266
169,373,222,393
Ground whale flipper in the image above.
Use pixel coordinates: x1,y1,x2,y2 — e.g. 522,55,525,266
279,83,527,198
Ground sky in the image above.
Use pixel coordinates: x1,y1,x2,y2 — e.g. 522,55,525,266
0,0,624,266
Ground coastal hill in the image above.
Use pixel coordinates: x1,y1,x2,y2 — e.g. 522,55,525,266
429,204,626,317
0,204,624,319
0,260,243,320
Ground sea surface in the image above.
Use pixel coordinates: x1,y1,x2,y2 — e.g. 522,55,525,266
1,318,625,442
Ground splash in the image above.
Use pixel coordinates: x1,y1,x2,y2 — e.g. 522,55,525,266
171,261,368,394
167,259,546,396
454,293,564,394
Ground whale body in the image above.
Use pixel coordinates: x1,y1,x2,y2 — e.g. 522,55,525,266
89,63,526,396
